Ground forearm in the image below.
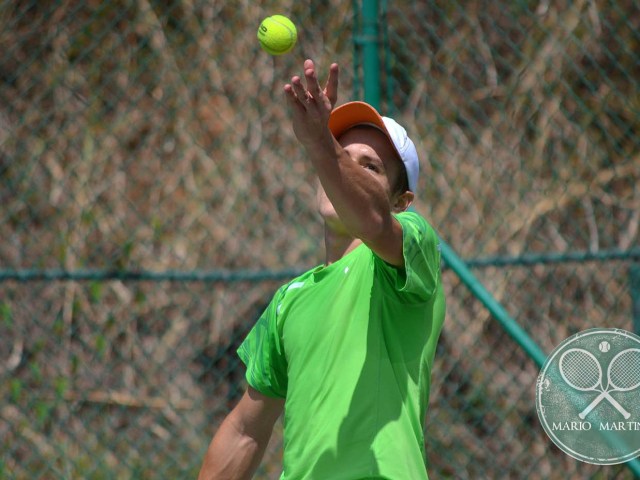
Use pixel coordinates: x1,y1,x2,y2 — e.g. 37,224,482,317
284,61,391,240
283,59,405,265
307,134,391,241
198,414,269,480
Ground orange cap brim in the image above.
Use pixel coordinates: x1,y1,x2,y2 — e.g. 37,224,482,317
328,101,388,139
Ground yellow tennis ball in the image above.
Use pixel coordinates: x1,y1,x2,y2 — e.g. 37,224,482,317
257,15,297,55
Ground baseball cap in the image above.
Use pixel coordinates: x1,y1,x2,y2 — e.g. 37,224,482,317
328,101,419,193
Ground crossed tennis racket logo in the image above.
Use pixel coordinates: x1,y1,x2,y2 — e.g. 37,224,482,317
559,347,640,420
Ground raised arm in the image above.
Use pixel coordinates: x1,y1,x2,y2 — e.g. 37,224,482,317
284,59,406,266
198,387,284,480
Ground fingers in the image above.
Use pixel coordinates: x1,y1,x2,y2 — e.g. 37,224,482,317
284,64,316,108
324,63,339,108
284,59,339,108
303,59,323,100
283,83,296,103
284,82,306,113
290,75,309,105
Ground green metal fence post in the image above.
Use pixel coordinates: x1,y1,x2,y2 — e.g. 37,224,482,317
355,3,640,476
361,0,381,108
439,240,548,368
357,0,549,370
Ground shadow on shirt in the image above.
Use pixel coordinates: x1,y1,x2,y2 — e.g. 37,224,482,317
307,268,445,478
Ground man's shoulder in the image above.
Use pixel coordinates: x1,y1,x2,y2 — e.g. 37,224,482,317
394,210,433,230
275,268,316,297
276,247,374,299
394,211,439,248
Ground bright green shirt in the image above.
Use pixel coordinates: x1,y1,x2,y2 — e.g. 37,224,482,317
238,212,446,479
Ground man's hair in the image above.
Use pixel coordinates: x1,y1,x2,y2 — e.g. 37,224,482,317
341,125,410,196
392,165,410,196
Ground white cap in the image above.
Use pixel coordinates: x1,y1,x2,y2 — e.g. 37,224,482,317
328,101,419,193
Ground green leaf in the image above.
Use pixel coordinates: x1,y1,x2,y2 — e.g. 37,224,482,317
89,281,103,303
95,334,107,358
53,314,65,337
70,354,79,375
10,379,22,402
34,401,52,426
29,362,43,383
0,303,12,327
54,377,69,399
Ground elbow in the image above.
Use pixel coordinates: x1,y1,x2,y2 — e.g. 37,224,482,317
352,211,405,267
353,210,391,244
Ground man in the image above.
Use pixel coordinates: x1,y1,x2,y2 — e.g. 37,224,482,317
198,59,445,479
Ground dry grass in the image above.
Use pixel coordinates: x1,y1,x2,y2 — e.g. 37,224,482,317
0,0,639,478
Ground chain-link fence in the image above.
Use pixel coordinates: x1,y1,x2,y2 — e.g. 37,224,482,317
1,0,639,478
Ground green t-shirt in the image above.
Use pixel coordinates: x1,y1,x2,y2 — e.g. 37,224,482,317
238,211,446,480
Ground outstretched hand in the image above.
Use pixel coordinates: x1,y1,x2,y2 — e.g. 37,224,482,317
284,59,339,149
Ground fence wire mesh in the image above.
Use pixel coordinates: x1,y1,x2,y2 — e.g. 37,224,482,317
1,0,639,478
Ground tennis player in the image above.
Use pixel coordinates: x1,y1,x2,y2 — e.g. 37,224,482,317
198,59,446,479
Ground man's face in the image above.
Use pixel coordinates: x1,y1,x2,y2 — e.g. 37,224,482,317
317,126,407,226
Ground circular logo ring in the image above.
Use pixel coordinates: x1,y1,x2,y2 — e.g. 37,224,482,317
536,328,640,465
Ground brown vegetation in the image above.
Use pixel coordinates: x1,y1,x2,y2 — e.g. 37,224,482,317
1,0,638,478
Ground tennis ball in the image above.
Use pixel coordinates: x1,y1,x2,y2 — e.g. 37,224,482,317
257,15,297,55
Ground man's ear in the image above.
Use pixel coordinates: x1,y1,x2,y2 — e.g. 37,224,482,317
392,190,414,213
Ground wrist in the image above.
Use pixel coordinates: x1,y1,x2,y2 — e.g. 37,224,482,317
301,129,338,158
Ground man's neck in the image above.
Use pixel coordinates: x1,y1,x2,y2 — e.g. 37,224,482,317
323,225,362,265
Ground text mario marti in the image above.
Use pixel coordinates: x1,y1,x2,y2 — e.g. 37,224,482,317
552,421,640,431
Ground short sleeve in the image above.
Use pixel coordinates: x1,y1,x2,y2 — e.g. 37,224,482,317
237,286,288,398
394,211,442,298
